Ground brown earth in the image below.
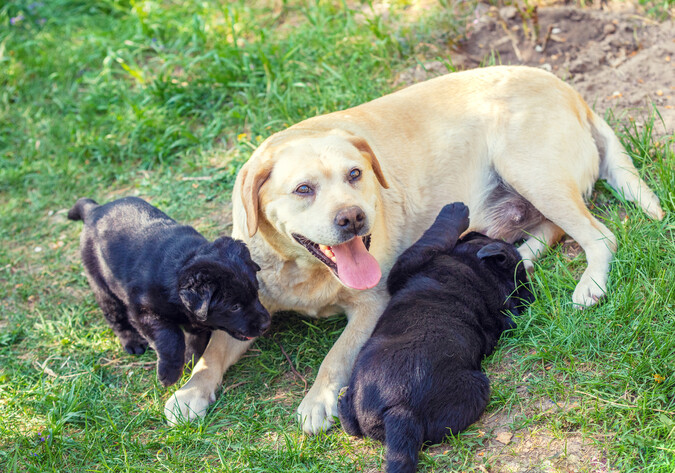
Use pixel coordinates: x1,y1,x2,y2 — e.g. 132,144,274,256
395,2,675,135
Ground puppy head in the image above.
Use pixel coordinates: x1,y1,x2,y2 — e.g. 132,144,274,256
236,131,388,290
178,238,270,341
455,232,534,315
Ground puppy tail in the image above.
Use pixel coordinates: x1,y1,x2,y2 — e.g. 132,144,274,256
591,111,664,220
337,386,363,437
67,198,99,222
383,405,423,473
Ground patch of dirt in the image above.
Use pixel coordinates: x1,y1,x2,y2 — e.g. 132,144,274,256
395,2,675,134
467,403,616,473
425,350,618,473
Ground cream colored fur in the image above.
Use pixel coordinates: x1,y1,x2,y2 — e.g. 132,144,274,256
165,65,664,433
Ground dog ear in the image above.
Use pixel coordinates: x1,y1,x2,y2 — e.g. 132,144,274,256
477,243,509,265
239,159,273,238
214,237,261,272
179,274,214,322
346,136,389,189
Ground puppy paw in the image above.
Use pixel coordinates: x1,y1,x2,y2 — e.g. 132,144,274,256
296,384,339,435
164,385,215,425
157,361,184,387
572,276,606,308
437,202,470,234
120,335,148,355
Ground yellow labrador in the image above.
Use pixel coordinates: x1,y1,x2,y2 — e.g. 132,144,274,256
165,65,664,433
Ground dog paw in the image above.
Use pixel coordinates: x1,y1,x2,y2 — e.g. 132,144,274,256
157,361,184,387
120,333,148,355
438,202,470,233
572,276,606,308
123,340,148,355
296,384,339,435
164,386,215,425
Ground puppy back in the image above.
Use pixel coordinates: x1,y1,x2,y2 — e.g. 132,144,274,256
67,198,99,222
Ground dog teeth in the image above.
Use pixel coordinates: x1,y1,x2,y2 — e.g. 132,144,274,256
318,244,334,259
330,256,337,263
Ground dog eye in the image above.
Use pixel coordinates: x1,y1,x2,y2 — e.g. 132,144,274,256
229,303,242,312
294,184,314,195
348,168,361,182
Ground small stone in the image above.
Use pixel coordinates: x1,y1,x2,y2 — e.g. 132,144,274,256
496,431,513,444
500,6,518,19
603,23,616,35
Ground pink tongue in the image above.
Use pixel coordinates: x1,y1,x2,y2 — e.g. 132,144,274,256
330,237,381,290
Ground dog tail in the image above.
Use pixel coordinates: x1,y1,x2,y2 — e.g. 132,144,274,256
383,405,424,473
591,111,664,220
67,198,99,222
337,386,363,438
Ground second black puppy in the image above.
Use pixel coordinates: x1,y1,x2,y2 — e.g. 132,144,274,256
69,196,271,387
338,203,533,473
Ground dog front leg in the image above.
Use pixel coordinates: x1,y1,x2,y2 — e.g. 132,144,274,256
387,202,470,294
183,326,212,367
134,315,186,387
297,291,388,434
164,330,254,424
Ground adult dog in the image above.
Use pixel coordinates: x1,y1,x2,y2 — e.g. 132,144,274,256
165,65,664,433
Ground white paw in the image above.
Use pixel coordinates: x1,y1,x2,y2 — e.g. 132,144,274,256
572,275,607,308
164,386,215,425
521,259,535,275
296,384,339,434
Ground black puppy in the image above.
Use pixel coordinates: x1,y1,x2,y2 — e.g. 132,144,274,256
68,196,271,386
338,203,533,473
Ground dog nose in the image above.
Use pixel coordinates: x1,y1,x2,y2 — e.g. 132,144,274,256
259,316,271,333
334,206,366,235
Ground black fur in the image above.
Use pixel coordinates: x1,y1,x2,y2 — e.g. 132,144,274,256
337,203,533,473
69,196,271,386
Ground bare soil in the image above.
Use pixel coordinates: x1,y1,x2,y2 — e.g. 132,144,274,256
395,2,675,134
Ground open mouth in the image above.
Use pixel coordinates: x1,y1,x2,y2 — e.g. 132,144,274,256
293,234,371,272
292,233,381,290
223,328,257,341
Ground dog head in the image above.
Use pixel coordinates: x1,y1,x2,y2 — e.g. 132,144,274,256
453,232,534,315
235,130,389,290
177,238,270,341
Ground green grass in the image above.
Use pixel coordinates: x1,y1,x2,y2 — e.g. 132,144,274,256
1,0,673,472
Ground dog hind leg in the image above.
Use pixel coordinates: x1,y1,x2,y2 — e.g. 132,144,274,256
95,290,148,355
427,369,490,444
502,175,617,307
337,387,363,437
383,405,423,473
517,220,566,273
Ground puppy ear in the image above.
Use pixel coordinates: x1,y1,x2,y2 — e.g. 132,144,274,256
214,236,236,250
215,237,261,272
238,159,273,238
346,136,389,189
477,243,509,265
179,274,213,322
